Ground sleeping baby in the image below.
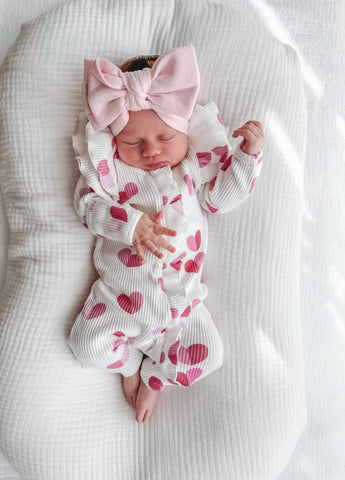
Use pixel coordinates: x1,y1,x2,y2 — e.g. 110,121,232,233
67,45,264,423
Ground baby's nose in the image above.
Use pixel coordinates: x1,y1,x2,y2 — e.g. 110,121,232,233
142,141,161,157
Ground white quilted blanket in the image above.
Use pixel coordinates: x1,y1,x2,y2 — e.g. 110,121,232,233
0,0,307,478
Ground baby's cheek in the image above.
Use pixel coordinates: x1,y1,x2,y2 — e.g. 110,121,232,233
175,137,188,162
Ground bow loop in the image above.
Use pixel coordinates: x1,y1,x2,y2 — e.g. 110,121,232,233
84,46,200,135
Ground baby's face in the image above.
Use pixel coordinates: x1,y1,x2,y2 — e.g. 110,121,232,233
115,110,188,170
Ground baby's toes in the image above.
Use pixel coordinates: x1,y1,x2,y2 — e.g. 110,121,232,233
129,394,137,409
136,405,149,423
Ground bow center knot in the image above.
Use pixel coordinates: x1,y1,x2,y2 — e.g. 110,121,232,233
121,69,152,111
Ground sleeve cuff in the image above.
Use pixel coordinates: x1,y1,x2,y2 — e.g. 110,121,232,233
234,145,263,166
122,208,144,246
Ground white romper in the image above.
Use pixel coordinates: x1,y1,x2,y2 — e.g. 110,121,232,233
68,102,262,391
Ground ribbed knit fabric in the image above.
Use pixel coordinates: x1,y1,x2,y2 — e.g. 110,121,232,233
0,0,307,479
67,101,262,390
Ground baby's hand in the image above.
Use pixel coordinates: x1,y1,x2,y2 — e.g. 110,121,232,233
132,211,176,264
232,121,264,156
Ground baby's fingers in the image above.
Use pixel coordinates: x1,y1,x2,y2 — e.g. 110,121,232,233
249,120,264,133
150,210,164,224
233,125,258,139
133,240,146,265
155,235,176,254
143,239,164,260
153,223,177,238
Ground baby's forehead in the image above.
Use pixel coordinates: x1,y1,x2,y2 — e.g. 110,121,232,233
118,110,180,136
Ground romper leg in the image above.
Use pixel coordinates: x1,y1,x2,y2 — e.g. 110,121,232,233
140,303,224,390
68,279,143,377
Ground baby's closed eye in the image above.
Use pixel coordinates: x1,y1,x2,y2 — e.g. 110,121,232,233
159,135,175,142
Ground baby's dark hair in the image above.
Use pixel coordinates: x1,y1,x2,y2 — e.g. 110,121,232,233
120,55,159,72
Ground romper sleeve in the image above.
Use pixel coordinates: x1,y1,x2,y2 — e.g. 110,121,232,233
72,113,143,245
187,102,263,214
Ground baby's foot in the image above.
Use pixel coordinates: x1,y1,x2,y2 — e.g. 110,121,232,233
135,379,159,423
122,370,141,408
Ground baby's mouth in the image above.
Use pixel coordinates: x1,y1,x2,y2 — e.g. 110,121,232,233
145,161,168,170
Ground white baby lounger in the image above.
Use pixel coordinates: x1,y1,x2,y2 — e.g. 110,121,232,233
0,0,307,479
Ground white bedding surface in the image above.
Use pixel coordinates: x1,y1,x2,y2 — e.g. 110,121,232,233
0,0,344,479
1,0,307,478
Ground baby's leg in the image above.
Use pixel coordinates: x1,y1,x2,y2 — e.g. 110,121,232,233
140,304,223,391
170,305,224,387
67,279,144,392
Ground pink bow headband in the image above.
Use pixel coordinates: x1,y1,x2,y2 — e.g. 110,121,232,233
83,45,200,136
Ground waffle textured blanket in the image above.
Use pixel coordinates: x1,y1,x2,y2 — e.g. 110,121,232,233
0,0,307,478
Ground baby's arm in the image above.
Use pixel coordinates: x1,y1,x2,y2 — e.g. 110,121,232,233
74,173,143,245
75,175,176,261
198,141,262,213
197,132,263,215
188,102,264,214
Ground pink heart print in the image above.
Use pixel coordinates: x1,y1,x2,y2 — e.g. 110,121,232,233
205,201,218,213
208,178,216,191
249,177,257,193
153,327,166,335
187,230,201,251
212,145,229,163
181,306,191,318
184,252,205,273
97,159,110,176
82,299,106,319
107,343,129,370
183,174,195,196
170,194,181,204
113,330,125,337
148,376,164,391
97,159,114,190
100,175,115,190
197,152,211,168
158,278,165,291
117,292,143,314
170,252,186,271
168,340,180,365
118,182,138,204
79,187,92,198
107,206,128,233
179,306,191,327
176,368,203,386
110,206,128,222
178,344,208,365
112,335,125,351
192,299,201,309
221,154,233,172
117,248,141,267
168,341,208,366
170,194,184,215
